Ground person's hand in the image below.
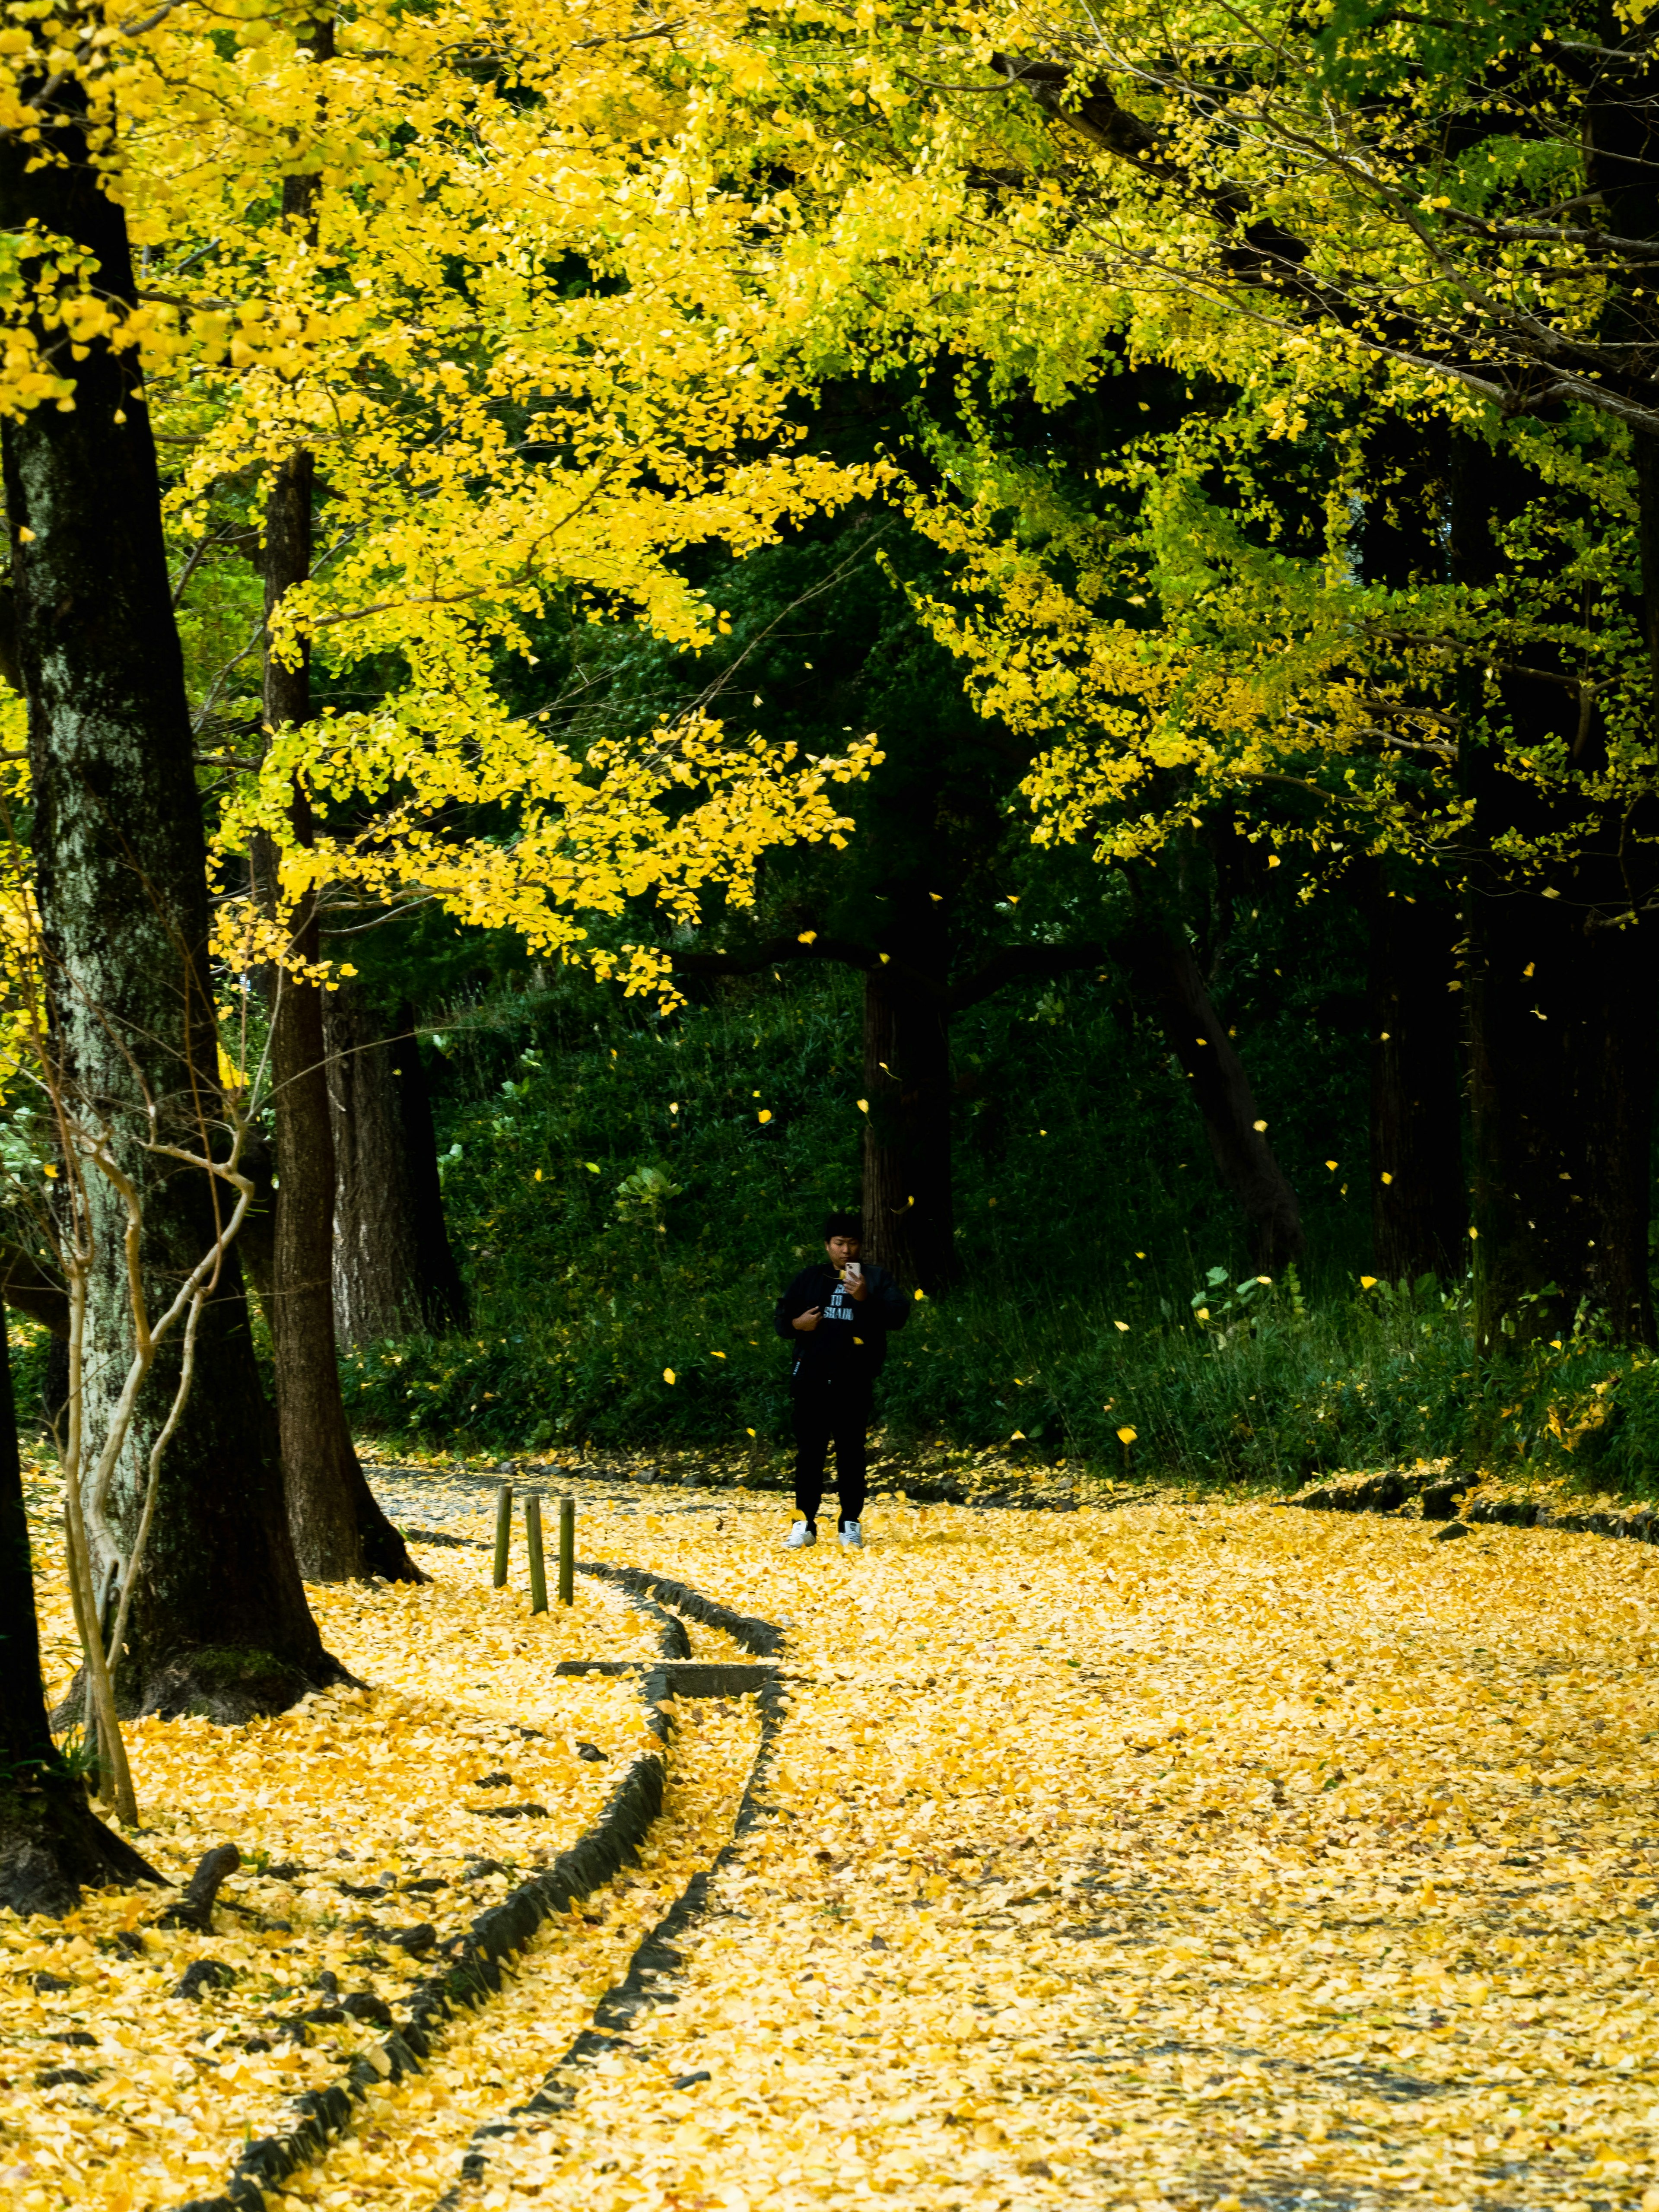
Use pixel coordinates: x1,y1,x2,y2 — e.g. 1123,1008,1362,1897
848,1268,869,1301
792,1306,822,1332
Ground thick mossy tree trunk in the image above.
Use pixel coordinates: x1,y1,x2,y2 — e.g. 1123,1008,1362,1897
1120,917,1304,1273
258,444,423,1586
1,88,343,1719
1451,435,1659,1350
1367,877,1466,1283
861,889,957,1293
0,1319,158,1913
324,983,469,1346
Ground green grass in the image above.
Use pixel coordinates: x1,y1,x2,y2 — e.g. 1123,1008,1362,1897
334,955,1659,1502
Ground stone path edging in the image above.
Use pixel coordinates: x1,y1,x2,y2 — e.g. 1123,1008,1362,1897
574,1560,785,1656
439,1658,788,2204
168,1627,674,2212
1285,1467,1659,1543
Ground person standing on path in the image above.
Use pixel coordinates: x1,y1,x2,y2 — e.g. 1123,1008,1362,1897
774,1211,909,1550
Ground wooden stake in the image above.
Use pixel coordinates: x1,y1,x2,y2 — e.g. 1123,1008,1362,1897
558,1495,575,1606
493,1481,513,1588
525,1495,548,1614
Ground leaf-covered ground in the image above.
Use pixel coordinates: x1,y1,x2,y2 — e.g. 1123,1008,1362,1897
9,1462,1659,2212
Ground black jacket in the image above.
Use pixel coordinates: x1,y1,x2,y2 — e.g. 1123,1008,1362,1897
773,1260,909,1382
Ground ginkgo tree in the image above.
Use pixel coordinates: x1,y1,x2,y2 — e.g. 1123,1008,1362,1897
689,0,1659,1348
138,0,884,1579
0,0,882,1879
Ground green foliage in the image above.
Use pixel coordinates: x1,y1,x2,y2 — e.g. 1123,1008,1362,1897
336,922,1659,1503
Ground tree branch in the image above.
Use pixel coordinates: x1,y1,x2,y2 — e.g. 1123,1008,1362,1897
945,940,1107,1011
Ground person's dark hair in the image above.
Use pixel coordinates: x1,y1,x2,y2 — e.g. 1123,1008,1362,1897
823,1210,863,1243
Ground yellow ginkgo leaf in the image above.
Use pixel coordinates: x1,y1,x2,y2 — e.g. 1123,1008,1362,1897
663,1367,676,1384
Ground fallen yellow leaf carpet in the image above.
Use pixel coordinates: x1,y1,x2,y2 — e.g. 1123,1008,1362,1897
9,1465,1659,2212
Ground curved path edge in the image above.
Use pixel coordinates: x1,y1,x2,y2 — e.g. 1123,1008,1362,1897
440,1659,787,2204
575,1559,785,1656
168,1650,675,2210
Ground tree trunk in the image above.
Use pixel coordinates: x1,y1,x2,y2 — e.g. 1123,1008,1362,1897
324,983,469,1344
257,445,424,1585
1121,918,1305,1272
860,892,957,1292
1,76,342,1721
0,1318,158,1913
1367,877,1466,1282
1450,433,1659,1349
0,1242,67,1338
1467,890,1658,1349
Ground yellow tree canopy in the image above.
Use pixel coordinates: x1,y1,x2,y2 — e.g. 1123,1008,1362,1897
0,0,882,992
665,0,1655,895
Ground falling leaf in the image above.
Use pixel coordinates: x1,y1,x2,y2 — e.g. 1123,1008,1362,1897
663,1368,676,1384
857,1098,869,1112
1114,1320,1130,1333
1252,1119,1267,1131
1359,1275,1378,1289
1325,1160,1338,1170
757,1109,772,1124
797,929,817,944
1116,1425,1137,1444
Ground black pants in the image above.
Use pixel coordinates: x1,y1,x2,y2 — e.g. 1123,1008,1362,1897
791,1373,871,1527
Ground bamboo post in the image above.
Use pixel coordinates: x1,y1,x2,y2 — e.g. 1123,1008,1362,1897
525,1495,548,1614
558,1495,574,1606
493,1481,513,1588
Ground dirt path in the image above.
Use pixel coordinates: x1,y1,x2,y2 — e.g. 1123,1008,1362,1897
306,1475,1659,2212
13,1465,1650,2211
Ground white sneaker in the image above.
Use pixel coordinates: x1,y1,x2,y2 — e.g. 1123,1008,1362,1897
785,1521,816,1548
839,1521,864,1549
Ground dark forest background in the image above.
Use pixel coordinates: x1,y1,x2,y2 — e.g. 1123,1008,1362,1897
193,445,1659,1502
